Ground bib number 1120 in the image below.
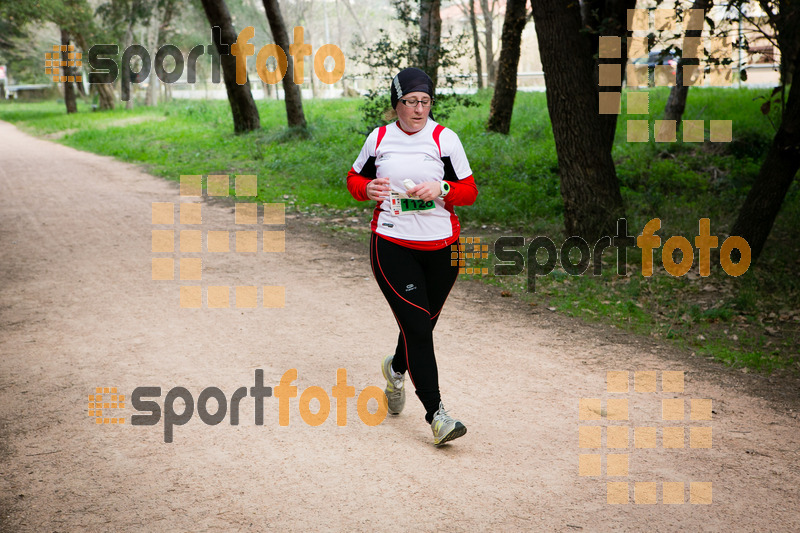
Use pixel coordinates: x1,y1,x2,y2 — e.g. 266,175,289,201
400,198,434,212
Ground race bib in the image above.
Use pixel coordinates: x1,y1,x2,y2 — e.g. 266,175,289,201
390,191,435,216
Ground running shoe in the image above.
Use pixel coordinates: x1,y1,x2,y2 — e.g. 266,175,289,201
430,402,467,445
382,354,406,415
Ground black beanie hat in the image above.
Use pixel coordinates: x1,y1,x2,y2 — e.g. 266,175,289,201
390,67,434,110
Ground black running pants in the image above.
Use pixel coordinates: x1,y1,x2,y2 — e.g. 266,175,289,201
369,233,459,422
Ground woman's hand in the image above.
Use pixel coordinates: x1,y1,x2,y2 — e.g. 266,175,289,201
367,177,390,201
407,182,441,202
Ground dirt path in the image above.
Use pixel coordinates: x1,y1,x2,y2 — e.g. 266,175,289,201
0,119,798,532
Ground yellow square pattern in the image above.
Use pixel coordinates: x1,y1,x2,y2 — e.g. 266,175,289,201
627,9,648,31
180,286,202,308
690,427,712,448
683,120,705,142
662,426,685,448
207,175,229,196
235,203,258,225
180,230,202,253
655,120,677,142
151,230,174,253
579,454,601,477
263,203,286,225
151,202,174,224
627,121,649,143
263,286,285,308
152,258,174,280
263,231,285,253
607,399,628,421
607,454,628,476
579,398,602,420
180,203,202,224
236,286,258,308
180,175,202,196
690,482,712,504
662,399,684,420
207,286,229,308
710,120,732,142
579,426,602,448
607,426,629,449
691,399,712,420
599,37,621,58
663,482,684,504
606,371,628,393
635,482,657,505
662,371,684,392
236,231,258,253
599,93,621,115
599,64,621,86
627,92,649,114
236,175,257,196
626,65,649,88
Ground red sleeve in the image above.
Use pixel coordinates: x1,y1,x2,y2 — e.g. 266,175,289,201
347,167,371,201
444,175,478,207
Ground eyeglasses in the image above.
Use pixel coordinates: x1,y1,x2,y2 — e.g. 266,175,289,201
399,98,434,108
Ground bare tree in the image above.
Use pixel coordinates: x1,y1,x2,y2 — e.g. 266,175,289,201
199,0,261,133
730,0,800,261
262,0,307,128
75,32,115,110
531,0,626,242
664,0,712,122
419,0,442,89
479,0,499,85
60,28,78,114
455,0,483,89
469,0,483,89
486,0,527,133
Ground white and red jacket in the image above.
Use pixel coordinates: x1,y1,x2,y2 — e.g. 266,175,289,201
347,119,478,250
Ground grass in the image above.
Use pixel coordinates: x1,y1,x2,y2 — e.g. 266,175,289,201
1,87,797,374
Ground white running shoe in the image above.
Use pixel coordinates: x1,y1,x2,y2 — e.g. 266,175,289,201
382,354,406,415
430,402,467,445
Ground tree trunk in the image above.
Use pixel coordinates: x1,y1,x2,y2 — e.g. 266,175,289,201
418,0,442,89
480,0,495,85
145,6,162,107
200,0,261,133
581,0,635,155
486,0,526,134
60,28,78,114
75,32,115,110
262,0,307,129
470,0,483,89
531,0,625,242
730,48,800,262
664,0,711,122
121,18,135,109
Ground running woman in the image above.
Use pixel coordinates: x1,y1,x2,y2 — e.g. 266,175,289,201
346,67,478,445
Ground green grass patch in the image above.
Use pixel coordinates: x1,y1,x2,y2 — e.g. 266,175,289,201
1,87,797,374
